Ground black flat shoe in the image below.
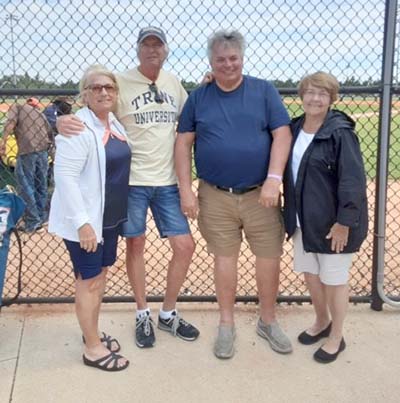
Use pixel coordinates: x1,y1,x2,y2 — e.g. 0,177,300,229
313,338,346,364
298,322,332,345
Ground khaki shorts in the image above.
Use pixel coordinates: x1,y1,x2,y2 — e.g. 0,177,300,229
293,229,353,286
198,180,284,257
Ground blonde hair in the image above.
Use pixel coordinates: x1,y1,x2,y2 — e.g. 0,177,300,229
298,71,339,103
79,64,119,104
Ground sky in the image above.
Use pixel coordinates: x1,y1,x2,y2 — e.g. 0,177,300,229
0,0,394,85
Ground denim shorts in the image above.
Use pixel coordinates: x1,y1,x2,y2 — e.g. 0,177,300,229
121,185,191,238
64,227,120,280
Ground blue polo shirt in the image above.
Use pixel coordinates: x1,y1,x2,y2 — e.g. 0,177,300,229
177,75,290,188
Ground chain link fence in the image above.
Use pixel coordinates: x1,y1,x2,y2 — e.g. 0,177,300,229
0,0,398,305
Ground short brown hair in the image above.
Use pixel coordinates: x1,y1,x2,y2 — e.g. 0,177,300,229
298,71,339,103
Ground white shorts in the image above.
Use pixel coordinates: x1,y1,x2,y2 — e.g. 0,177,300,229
292,229,353,286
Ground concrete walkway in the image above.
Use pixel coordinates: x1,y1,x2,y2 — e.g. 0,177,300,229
0,302,399,403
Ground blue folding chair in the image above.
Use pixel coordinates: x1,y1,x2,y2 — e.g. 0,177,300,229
0,187,25,308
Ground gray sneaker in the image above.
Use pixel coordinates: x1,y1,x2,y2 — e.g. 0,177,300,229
256,318,293,354
158,311,200,341
213,325,236,359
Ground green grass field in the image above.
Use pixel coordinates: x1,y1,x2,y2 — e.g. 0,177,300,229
285,97,399,179
1,97,399,179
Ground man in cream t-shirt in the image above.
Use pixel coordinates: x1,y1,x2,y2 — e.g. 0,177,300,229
116,65,187,186
116,29,199,348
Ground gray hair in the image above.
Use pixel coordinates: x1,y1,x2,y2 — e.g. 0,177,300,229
207,30,246,62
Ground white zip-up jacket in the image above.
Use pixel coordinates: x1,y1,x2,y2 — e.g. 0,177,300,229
48,107,127,242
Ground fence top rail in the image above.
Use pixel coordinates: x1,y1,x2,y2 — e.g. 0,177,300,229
0,86,388,98
0,89,79,97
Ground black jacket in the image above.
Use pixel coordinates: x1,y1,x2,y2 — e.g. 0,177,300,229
283,109,368,254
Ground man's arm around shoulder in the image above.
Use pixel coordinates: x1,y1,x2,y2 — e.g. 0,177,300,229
56,114,85,137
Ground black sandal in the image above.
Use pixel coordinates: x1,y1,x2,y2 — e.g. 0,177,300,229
83,351,129,372
82,332,121,353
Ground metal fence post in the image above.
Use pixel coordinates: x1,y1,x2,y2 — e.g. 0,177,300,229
371,0,399,311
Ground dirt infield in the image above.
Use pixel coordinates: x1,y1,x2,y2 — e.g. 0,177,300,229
4,179,391,302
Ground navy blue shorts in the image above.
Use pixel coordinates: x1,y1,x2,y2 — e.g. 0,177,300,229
64,227,120,280
121,185,191,238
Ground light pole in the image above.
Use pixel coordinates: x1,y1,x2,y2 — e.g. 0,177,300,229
4,13,20,88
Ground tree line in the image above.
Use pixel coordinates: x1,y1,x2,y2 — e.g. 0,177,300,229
0,74,381,92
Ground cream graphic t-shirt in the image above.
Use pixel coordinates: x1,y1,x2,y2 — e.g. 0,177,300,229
116,67,188,186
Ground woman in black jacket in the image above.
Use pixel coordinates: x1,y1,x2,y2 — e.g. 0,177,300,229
283,72,368,363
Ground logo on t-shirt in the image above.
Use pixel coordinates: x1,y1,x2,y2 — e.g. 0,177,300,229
130,89,177,125
131,89,176,110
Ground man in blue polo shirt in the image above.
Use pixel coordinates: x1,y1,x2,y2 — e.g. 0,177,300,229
175,30,292,359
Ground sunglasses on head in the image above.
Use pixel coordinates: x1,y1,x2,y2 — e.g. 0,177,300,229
148,82,164,104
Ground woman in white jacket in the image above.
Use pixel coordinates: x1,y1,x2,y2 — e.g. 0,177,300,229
49,65,131,371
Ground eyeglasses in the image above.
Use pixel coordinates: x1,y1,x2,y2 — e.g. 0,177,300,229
85,84,117,94
303,90,330,99
149,83,164,104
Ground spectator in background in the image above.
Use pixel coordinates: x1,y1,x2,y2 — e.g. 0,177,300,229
0,98,52,233
43,97,73,191
43,97,73,136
